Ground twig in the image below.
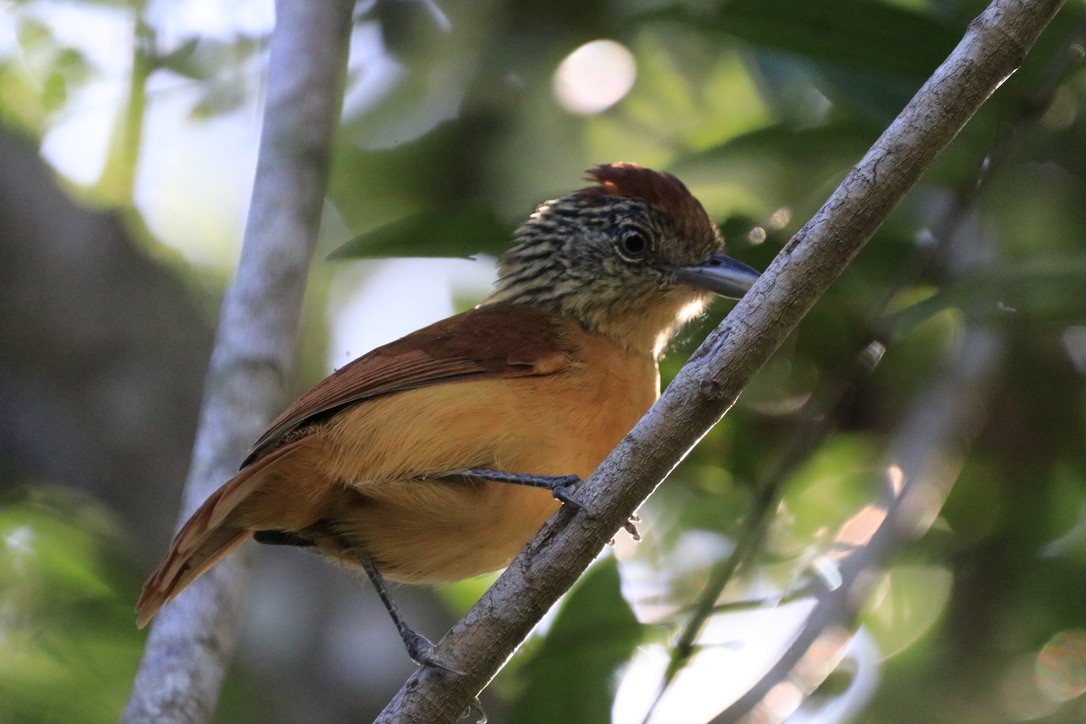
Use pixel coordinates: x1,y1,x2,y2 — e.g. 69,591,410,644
715,263,1003,723
647,14,1086,713
375,1,1066,720
642,340,884,723
122,1,354,721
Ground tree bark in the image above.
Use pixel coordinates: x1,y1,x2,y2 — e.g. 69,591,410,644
376,0,1067,720
122,0,355,721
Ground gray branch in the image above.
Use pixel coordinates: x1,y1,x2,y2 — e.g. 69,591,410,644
122,0,355,721
376,0,1066,720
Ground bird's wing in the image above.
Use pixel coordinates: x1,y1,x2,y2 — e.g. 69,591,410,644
244,303,576,465
136,303,577,627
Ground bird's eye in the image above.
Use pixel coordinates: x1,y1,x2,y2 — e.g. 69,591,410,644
617,230,651,261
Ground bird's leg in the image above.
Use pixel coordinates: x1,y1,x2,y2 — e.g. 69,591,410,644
443,468,589,512
356,553,461,675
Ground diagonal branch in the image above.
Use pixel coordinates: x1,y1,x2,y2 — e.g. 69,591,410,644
649,14,1086,709
122,0,355,721
376,0,1066,720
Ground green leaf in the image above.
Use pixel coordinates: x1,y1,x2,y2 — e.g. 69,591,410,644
41,70,67,112
328,205,511,260
670,121,878,214
860,565,953,659
653,0,960,79
0,487,144,724
885,256,1086,337
154,38,203,78
157,36,266,81
506,558,643,723
15,17,53,54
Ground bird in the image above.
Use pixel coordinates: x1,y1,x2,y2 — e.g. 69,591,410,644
135,162,760,666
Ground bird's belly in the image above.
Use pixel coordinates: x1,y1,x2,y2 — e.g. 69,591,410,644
319,361,657,582
336,481,559,583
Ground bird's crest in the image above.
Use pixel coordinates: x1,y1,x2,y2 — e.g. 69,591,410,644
585,163,718,245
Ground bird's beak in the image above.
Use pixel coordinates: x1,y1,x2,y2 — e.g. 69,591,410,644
674,253,762,299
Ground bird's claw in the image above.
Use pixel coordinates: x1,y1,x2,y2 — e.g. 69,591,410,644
552,476,594,516
460,697,488,724
404,629,462,676
608,515,642,546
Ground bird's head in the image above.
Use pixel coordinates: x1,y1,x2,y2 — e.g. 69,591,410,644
487,163,761,357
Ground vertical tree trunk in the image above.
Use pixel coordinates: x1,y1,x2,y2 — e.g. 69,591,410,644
123,1,355,720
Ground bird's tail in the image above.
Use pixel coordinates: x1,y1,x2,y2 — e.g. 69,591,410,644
135,438,311,628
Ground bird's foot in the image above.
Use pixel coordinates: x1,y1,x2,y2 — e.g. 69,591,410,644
608,515,642,546
549,475,590,513
447,469,594,515
358,552,462,675
401,625,462,675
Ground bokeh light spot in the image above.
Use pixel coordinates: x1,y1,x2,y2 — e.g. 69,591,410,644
769,206,792,229
553,40,636,115
1036,629,1086,704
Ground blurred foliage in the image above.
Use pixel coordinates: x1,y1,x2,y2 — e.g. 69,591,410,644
0,487,142,723
504,559,643,724
0,487,268,723
330,205,509,259
2,0,1086,721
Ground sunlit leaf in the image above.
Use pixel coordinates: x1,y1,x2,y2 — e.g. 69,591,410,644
861,564,952,659
772,435,880,556
435,571,499,614
15,17,53,54
671,121,879,214
55,47,93,83
157,36,266,81
41,70,66,112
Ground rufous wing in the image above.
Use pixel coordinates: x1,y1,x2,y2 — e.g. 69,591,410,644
244,303,575,464
137,303,577,627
